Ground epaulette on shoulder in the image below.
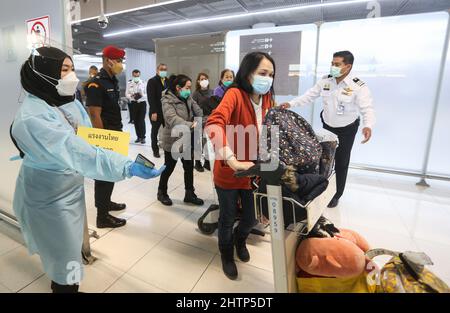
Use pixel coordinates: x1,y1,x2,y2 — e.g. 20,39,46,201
353,77,365,87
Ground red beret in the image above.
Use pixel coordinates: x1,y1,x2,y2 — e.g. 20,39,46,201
102,45,125,59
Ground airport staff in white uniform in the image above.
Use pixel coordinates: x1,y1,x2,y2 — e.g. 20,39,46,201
282,51,375,208
126,69,148,143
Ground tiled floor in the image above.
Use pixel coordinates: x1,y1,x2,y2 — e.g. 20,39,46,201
1,121,450,292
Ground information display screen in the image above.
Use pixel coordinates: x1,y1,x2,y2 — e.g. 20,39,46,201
239,31,302,96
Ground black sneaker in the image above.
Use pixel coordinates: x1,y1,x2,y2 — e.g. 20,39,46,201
134,138,141,143
153,150,161,158
221,253,238,280
157,192,173,206
203,160,211,171
184,190,204,206
109,202,126,212
140,138,146,144
194,161,204,172
327,197,339,208
96,214,126,229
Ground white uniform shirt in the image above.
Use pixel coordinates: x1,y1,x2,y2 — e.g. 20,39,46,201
126,79,146,103
289,75,375,129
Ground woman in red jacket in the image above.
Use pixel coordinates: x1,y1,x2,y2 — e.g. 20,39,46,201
205,52,276,280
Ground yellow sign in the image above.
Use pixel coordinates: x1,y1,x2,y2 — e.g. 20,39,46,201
77,126,130,156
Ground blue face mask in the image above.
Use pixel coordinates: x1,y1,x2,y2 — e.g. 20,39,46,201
223,80,232,87
179,89,191,99
133,77,140,83
159,71,168,78
330,66,343,78
252,75,273,95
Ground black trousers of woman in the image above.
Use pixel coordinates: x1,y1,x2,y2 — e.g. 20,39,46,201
158,150,194,194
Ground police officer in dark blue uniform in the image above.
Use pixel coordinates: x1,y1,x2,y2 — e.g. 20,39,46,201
86,45,127,228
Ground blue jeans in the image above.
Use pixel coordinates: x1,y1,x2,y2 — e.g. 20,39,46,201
215,187,256,253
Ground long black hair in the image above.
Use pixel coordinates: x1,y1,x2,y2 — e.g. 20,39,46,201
233,51,276,98
167,74,191,95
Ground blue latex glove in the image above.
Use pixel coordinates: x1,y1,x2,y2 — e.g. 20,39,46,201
129,163,166,179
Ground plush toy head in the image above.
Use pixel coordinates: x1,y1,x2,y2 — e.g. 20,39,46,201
296,229,370,278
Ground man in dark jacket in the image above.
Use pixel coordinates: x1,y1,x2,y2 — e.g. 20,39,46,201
147,63,168,158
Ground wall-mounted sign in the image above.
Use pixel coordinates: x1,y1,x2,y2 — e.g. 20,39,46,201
26,15,50,48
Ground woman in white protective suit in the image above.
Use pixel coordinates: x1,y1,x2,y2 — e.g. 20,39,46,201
10,47,165,293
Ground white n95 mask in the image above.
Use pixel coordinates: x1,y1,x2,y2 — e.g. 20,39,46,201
199,79,209,89
30,61,80,97
55,72,80,96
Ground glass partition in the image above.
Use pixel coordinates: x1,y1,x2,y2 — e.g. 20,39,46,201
428,18,450,177
315,12,449,172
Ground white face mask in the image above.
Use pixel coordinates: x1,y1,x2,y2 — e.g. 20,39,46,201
30,62,80,97
55,72,80,96
199,79,209,89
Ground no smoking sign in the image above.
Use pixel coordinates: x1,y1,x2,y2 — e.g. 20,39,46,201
26,15,50,47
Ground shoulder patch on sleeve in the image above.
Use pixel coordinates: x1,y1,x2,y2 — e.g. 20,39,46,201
88,82,99,88
323,74,333,79
353,77,365,87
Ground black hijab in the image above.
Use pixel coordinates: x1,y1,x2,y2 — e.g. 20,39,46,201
20,46,75,107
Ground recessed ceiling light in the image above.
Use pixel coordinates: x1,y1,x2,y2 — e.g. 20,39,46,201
104,0,378,38
70,0,188,24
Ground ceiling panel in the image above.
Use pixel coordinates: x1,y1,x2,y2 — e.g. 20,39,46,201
72,0,450,55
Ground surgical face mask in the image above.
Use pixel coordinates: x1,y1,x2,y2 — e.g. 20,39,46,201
133,77,140,83
159,71,168,78
30,63,80,96
199,79,209,89
179,89,191,99
56,72,80,96
110,61,123,75
252,75,273,95
330,66,344,78
223,80,232,87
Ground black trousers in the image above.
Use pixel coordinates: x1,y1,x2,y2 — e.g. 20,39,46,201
322,115,360,200
132,101,147,139
150,120,162,153
158,150,194,193
215,187,256,253
95,180,115,217
128,102,135,123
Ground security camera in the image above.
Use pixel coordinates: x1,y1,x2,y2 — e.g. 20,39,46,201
97,14,109,29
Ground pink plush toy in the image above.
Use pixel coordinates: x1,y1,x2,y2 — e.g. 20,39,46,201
296,229,370,278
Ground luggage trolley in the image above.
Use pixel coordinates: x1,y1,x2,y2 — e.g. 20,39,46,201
254,172,336,293
197,137,220,234
251,129,339,292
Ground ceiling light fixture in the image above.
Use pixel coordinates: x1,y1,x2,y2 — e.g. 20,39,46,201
71,0,189,25
104,0,378,38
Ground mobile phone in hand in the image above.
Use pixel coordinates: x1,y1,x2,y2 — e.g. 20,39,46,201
135,153,155,168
